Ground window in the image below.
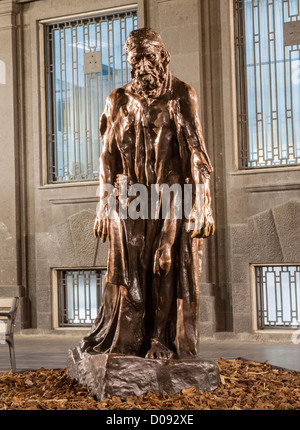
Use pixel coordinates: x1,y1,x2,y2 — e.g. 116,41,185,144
234,0,300,168
45,10,138,183
255,265,300,329
57,269,106,327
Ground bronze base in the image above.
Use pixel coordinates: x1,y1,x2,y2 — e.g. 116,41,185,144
67,346,220,401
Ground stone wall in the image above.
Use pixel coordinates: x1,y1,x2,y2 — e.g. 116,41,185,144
0,0,299,338
35,209,108,328
0,0,29,328
11,0,219,332
230,200,300,333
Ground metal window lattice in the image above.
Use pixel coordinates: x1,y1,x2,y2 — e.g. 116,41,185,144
255,265,300,329
234,0,300,168
45,10,138,183
58,269,106,327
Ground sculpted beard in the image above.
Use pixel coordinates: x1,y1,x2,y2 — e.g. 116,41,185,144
132,61,167,98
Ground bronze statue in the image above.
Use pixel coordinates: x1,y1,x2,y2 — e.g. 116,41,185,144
80,28,215,360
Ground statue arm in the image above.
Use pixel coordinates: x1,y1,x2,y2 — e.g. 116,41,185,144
94,96,119,241
153,85,215,276
179,85,215,239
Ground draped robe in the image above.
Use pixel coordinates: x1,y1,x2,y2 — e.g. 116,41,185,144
80,73,213,358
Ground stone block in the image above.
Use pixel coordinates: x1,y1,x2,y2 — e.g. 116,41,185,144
199,296,215,322
0,285,25,297
69,210,97,267
0,259,18,285
171,52,200,85
199,321,216,338
272,200,300,261
67,347,220,401
35,231,61,267
159,27,181,56
233,314,252,333
232,283,251,314
36,284,51,313
36,311,52,330
230,224,249,255
16,297,31,330
50,221,76,267
158,0,199,29
231,256,250,283
200,283,215,296
45,231,62,267
94,239,109,268
247,218,262,262
0,221,15,261
35,259,51,286
249,209,284,263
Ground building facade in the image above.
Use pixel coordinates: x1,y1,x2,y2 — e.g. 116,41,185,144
0,0,299,340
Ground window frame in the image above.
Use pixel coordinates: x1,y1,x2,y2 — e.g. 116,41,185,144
52,267,107,329
38,3,144,187
233,0,300,171
250,264,300,332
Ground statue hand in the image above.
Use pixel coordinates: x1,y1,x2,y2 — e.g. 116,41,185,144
93,215,108,242
153,244,172,276
186,207,215,239
191,212,215,239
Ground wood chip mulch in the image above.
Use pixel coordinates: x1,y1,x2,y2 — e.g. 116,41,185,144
0,358,299,410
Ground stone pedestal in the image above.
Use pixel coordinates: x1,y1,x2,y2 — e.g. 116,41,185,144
67,346,220,401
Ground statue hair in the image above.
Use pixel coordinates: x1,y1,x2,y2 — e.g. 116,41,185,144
124,28,171,66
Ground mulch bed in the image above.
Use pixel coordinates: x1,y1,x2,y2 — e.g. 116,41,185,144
0,358,299,410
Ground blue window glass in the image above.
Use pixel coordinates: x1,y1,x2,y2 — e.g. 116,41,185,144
256,265,300,329
235,0,300,168
58,269,106,326
45,11,138,183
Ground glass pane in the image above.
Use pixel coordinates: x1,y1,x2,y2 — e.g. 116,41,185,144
46,11,138,183
236,0,300,168
266,270,277,324
59,269,106,326
281,270,291,324
256,265,300,329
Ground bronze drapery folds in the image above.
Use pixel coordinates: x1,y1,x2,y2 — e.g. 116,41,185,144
80,28,215,360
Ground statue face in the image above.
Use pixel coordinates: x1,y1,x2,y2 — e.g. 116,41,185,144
127,44,165,94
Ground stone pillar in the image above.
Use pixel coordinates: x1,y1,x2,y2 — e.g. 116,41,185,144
150,0,222,337
0,0,29,328
197,0,233,332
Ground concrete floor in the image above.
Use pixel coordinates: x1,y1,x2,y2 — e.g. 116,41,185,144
0,334,299,373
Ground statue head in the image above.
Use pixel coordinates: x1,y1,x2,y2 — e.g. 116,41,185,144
124,28,171,99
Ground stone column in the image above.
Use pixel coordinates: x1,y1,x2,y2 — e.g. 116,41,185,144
0,0,28,328
150,0,223,337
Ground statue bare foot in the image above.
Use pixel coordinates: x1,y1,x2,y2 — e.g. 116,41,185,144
145,339,174,359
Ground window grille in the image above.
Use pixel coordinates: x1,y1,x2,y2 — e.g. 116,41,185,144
234,0,300,168
255,265,300,329
57,269,106,327
45,10,138,183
